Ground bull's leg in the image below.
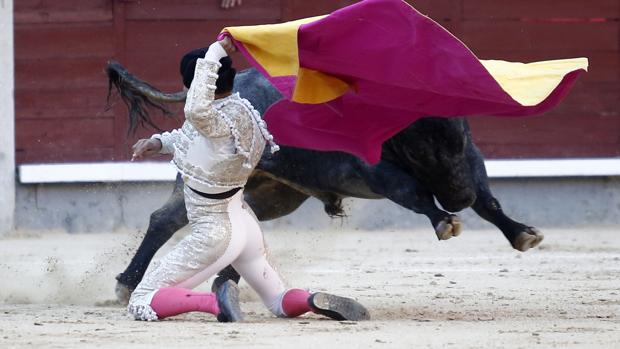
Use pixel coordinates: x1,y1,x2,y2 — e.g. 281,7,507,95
359,161,462,240
467,144,543,251
115,173,188,303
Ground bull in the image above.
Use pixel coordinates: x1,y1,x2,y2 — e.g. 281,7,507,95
107,62,543,302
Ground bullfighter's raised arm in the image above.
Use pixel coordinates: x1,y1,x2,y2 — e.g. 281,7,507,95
183,42,230,138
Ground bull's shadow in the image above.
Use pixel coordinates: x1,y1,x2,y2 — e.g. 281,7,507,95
107,63,543,302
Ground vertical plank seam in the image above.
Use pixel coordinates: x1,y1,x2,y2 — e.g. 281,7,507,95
113,0,127,161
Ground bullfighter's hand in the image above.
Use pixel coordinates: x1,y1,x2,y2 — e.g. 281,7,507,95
218,36,237,55
131,138,162,161
220,0,242,9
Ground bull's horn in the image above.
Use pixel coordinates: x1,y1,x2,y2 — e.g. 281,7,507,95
105,60,187,135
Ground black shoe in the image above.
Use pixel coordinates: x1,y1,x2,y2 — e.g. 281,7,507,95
211,275,229,293
215,280,244,323
308,292,370,321
211,266,242,292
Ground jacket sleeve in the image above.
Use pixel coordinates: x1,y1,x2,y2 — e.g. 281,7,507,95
183,44,230,138
150,128,182,154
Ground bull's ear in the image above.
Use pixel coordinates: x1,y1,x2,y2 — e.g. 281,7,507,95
105,60,187,136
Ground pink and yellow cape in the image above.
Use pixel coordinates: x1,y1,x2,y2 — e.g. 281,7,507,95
220,0,587,163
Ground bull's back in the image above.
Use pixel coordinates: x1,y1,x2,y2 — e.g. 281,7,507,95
235,68,382,200
233,69,282,115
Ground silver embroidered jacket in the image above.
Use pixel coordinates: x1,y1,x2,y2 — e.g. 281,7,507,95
152,57,278,193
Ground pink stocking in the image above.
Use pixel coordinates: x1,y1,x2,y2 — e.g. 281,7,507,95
281,288,312,317
150,287,219,319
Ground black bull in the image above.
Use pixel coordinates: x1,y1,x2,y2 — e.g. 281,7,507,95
107,64,543,294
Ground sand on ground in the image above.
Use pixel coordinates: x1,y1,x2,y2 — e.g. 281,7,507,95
0,227,619,348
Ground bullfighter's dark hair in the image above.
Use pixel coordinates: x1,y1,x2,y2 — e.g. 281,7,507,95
180,48,236,94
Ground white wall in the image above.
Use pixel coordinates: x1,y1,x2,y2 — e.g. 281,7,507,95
0,0,15,236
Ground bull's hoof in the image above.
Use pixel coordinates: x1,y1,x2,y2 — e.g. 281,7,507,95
435,214,462,240
115,281,134,306
512,227,544,252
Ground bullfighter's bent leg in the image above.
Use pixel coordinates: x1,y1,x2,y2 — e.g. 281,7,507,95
209,175,312,292
128,187,247,321
117,173,188,295
229,193,370,320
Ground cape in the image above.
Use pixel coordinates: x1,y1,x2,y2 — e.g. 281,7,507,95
220,0,588,163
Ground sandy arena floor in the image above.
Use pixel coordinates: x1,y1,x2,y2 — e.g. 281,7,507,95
0,227,619,348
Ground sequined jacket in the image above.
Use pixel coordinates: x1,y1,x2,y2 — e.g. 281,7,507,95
152,57,278,193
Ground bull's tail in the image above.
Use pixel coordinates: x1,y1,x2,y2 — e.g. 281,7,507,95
105,60,187,134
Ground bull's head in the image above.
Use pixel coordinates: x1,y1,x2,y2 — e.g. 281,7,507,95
388,117,477,212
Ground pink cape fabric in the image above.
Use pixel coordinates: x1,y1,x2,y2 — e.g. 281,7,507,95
234,0,585,163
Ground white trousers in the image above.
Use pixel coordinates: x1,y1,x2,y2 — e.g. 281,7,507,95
128,186,287,320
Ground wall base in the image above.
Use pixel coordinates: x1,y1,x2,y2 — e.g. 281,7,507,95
15,177,620,234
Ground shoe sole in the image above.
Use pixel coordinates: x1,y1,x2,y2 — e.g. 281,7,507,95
216,280,244,323
309,292,370,321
